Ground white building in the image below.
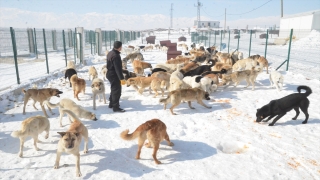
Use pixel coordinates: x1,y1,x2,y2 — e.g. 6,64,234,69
279,10,320,39
194,21,220,28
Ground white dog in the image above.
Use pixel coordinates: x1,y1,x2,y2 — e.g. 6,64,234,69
91,78,106,110
169,67,185,91
183,76,217,94
269,71,284,91
43,99,97,127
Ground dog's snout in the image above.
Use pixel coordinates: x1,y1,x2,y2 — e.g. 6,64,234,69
94,117,98,121
68,144,74,149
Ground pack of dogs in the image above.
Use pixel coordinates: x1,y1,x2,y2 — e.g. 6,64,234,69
11,43,312,177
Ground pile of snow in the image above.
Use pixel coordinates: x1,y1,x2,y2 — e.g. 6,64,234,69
292,30,320,49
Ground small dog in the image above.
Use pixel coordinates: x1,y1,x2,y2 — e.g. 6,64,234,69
43,98,97,127
269,71,284,91
70,74,86,101
256,86,312,126
159,88,211,115
88,66,98,81
91,78,106,110
100,65,107,80
54,109,89,177
22,88,63,117
65,68,77,87
11,115,50,157
120,119,174,164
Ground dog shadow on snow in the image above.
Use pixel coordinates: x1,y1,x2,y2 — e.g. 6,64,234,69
82,139,216,179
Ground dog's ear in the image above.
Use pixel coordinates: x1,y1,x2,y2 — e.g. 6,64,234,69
49,89,54,95
99,82,103,86
91,84,94,88
57,132,66,137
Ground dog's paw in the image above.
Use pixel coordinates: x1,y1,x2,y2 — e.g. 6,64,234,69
76,172,82,177
268,123,274,126
169,142,174,146
302,121,308,124
54,165,59,169
19,153,23,158
292,117,297,120
83,150,88,154
35,147,40,151
155,160,162,164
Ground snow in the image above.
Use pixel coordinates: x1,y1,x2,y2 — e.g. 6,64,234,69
0,30,320,179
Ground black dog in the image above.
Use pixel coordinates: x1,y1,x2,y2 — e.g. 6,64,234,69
65,68,77,87
122,69,137,80
151,68,167,74
256,86,312,126
182,59,216,76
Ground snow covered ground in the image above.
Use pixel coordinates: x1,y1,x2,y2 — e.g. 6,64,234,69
0,31,320,179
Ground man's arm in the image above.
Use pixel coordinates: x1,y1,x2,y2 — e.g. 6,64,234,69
113,56,125,80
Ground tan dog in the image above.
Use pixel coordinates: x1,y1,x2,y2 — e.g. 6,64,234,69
120,119,174,164
180,61,200,74
212,62,233,76
91,78,106,110
151,71,171,90
126,77,166,97
22,88,63,117
202,73,220,85
216,52,233,65
132,59,152,76
54,109,89,177
100,65,107,80
220,67,261,90
159,88,211,115
257,56,269,74
11,115,50,157
43,98,97,127
70,74,86,101
88,66,98,81
166,56,194,64
232,57,259,72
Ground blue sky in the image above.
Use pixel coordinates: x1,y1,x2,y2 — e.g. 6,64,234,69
1,0,319,21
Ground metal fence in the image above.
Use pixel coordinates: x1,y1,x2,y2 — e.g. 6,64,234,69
0,27,140,92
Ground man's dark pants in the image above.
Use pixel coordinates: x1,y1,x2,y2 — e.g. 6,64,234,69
107,74,121,108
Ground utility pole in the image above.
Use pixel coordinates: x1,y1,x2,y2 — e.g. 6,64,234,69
170,3,173,28
224,8,226,38
281,0,283,17
194,0,203,28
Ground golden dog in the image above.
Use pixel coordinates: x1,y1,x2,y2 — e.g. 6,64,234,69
120,119,174,164
257,56,269,74
54,109,89,177
126,77,166,97
91,78,106,110
22,88,63,117
70,74,86,101
159,88,211,115
88,66,98,81
220,67,261,90
11,115,50,157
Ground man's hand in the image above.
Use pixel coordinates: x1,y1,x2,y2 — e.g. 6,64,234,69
120,79,126,85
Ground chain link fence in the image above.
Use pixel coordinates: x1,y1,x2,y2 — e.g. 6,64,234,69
0,27,140,93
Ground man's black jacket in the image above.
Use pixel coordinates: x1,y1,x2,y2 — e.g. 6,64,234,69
106,49,124,80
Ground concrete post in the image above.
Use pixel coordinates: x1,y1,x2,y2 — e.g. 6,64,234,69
52,30,57,50
27,28,35,54
76,27,85,65
68,29,73,47
95,28,102,55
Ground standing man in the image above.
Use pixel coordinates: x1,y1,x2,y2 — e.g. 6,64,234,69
106,41,126,112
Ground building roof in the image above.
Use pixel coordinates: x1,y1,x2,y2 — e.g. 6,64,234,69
281,9,320,19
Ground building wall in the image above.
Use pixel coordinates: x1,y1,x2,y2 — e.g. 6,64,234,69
312,12,320,29
279,15,313,38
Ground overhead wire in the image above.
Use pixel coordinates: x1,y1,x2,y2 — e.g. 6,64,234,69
227,0,273,15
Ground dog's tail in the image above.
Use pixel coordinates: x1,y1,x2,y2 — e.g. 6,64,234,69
22,88,27,94
297,86,312,97
11,126,28,138
120,123,150,141
159,92,172,104
43,100,61,109
61,108,80,123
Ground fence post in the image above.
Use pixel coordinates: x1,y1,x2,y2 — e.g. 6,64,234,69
43,29,49,74
109,31,112,49
52,30,57,50
228,30,230,53
220,30,223,51
286,29,293,71
208,31,211,47
249,30,252,56
214,31,216,45
237,30,240,50
33,28,38,59
10,27,20,85
264,29,269,58
74,28,77,63
27,28,35,54
62,30,67,67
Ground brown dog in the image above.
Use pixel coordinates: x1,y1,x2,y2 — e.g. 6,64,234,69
257,56,269,74
70,74,86,101
54,109,89,177
159,88,211,115
22,88,63,117
120,119,174,164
